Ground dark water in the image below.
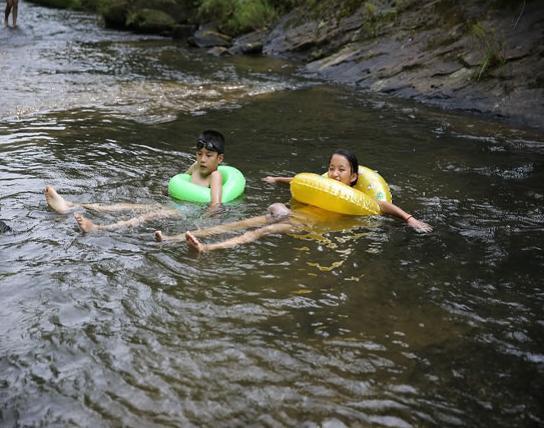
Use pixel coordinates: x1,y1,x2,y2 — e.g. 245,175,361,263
1,3,543,427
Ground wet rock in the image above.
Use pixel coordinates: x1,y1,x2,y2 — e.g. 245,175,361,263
132,0,192,23
229,30,267,55
28,0,79,9
263,8,363,60
126,9,177,35
102,0,130,29
207,46,230,57
188,24,232,48
274,1,544,130
0,220,11,233
172,24,196,40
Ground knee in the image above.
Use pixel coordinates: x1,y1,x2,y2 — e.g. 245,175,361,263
266,203,290,222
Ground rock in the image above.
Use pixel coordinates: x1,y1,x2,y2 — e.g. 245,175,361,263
273,1,544,130
188,25,232,48
102,0,130,29
263,7,364,60
172,24,196,40
126,8,177,35
0,220,11,233
132,0,193,23
229,30,267,55
28,0,81,9
207,46,230,57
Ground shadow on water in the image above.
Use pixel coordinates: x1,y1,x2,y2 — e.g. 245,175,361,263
1,2,544,427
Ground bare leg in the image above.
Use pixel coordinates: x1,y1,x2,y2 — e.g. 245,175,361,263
4,3,10,27
45,185,164,215
12,1,17,27
81,202,163,213
75,208,181,233
186,222,294,253
155,215,269,243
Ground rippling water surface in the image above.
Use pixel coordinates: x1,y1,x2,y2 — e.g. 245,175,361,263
1,3,543,427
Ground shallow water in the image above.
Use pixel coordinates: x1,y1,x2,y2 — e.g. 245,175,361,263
1,3,543,427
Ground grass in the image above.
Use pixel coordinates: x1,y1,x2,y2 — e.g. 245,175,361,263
197,0,278,35
469,21,506,80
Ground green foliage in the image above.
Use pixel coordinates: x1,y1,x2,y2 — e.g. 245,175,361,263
469,21,506,80
197,0,277,35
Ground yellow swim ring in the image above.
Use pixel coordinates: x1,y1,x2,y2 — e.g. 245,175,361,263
290,166,392,216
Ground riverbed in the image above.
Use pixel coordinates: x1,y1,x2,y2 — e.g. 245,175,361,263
1,3,543,427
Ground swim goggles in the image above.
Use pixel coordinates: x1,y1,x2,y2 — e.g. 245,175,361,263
196,138,217,151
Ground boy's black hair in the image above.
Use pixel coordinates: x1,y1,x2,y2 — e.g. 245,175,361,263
329,149,359,186
196,130,225,154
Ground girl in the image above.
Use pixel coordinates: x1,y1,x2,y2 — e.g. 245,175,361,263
262,149,432,233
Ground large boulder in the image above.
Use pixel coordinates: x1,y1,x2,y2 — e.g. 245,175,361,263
102,0,130,29
229,30,267,55
264,0,544,130
27,0,81,8
188,24,232,48
126,8,177,35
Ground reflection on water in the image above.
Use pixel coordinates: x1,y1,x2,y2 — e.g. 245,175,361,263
1,3,544,427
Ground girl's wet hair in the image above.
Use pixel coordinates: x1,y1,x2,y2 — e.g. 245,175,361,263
329,149,359,186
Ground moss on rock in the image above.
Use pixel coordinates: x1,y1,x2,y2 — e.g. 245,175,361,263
126,9,177,34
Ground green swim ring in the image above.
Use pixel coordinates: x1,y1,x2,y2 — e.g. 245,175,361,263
168,165,246,203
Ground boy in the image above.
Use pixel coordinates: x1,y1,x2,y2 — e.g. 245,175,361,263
185,129,224,207
44,130,226,233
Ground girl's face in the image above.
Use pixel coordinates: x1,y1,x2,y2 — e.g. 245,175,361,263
328,153,357,186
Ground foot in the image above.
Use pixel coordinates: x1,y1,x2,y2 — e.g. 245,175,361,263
154,230,186,242
44,185,77,214
186,231,207,253
74,213,97,233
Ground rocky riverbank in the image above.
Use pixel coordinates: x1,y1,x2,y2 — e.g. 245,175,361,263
25,0,544,131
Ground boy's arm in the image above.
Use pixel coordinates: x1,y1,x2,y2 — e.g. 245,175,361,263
377,200,432,233
262,176,293,185
209,170,223,207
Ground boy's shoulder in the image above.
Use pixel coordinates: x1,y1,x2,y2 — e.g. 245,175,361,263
186,161,197,174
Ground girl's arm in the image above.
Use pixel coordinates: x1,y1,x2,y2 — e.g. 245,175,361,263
377,200,432,233
262,176,293,185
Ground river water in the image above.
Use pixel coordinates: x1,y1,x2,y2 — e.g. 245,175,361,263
1,3,543,427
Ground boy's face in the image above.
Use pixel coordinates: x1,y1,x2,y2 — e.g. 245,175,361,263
196,148,223,175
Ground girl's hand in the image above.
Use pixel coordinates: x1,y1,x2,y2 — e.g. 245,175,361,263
406,217,433,233
262,176,278,184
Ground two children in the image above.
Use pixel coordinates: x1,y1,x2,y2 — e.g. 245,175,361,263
44,130,226,232
45,133,432,249
181,148,432,253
